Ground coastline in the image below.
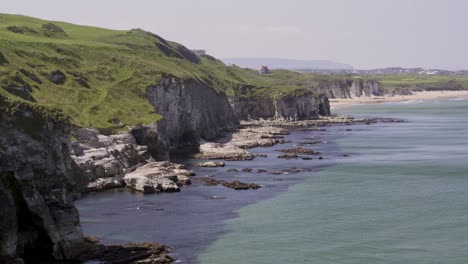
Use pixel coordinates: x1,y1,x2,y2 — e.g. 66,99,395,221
330,90,468,109
77,124,350,264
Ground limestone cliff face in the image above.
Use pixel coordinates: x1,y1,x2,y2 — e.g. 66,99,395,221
230,93,330,121
317,80,386,99
0,97,95,263
144,77,239,159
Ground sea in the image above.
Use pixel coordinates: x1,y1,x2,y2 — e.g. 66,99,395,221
76,98,468,264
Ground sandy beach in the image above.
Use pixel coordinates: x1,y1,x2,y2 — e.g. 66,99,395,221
330,90,468,109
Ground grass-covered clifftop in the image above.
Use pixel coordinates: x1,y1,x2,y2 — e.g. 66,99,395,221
370,74,468,92
0,14,320,132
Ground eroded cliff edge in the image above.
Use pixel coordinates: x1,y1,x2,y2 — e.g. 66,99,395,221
0,96,97,263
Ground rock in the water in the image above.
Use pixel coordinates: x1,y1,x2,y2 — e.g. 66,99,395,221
123,162,194,193
196,178,261,190
82,177,124,193
196,142,254,161
226,169,240,172
277,147,321,155
195,161,226,167
50,70,66,84
277,153,298,159
95,242,173,264
241,168,253,173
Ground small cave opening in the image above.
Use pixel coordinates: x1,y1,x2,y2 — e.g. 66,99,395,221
1,171,55,263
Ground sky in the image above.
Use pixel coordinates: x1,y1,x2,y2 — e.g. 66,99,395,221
1,0,467,70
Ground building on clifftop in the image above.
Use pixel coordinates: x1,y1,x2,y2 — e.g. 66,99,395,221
258,65,271,74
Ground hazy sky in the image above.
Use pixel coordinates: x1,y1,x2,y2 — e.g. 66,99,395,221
2,0,467,69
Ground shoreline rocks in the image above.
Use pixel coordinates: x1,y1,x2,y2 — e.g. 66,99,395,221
71,128,153,193
123,162,195,193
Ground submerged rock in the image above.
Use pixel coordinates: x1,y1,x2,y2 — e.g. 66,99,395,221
196,178,261,190
277,153,299,159
276,147,321,155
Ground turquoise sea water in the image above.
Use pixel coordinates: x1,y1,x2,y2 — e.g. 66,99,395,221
198,99,468,264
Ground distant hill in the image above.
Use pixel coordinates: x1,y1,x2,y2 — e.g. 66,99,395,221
221,58,353,71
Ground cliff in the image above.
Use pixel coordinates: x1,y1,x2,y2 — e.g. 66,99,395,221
0,96,96,263
316,80,384,99
145,77,239,158
230,92,330,121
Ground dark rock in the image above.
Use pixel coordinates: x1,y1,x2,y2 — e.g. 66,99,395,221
0,51,8,65
226,169,239,173
278,153,298,159
2,74,35,101
19,68,42,84
256,169,267,173
6,25,38,34
95,242,173,264
301,157,313,160
42,23,68,37
318,156,323,160
254,153,268,158
345,129,353,131
277,147,321,155
241,168,253,173
130,125,164,159
49,70,66,84
196,178,261,190
297,140,322,146
75,77,91,88
0,96,98,262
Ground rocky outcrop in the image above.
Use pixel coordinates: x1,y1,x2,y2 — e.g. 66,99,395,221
230,92,330,121
123,162,194,193
0,97,97,263
71,128,152,193
196,142,255,161
317,80,385,99
195,161,226,167
145,77,239,159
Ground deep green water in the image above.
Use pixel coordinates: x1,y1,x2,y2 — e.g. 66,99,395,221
198,99,468,264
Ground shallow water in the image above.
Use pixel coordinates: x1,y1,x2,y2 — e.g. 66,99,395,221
198,99,468,264
76,126,344,263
